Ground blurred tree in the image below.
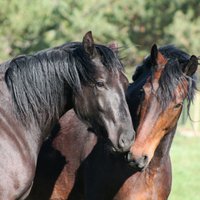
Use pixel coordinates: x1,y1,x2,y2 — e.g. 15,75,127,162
0,0,58,59
0,0,199,133
166,9,200,54
0,0,199,67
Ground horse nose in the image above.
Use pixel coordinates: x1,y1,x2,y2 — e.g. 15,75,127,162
126,152,148,170
118,132,135,152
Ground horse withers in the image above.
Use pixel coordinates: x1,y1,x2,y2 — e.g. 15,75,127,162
0,31,134,200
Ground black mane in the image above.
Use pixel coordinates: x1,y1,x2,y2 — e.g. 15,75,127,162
132,45,197,110
5,42,123,128
132,45,191,81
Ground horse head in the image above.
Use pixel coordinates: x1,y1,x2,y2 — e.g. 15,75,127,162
74,31,135,153
127,44,198,169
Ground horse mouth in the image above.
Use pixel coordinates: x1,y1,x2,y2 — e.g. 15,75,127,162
124,152,149,171
126,160,146,171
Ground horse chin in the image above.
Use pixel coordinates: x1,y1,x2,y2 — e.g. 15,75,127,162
104,139,119,153
109,146,126,154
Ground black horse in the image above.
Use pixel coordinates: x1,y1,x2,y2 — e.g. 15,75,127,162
0,31,134,200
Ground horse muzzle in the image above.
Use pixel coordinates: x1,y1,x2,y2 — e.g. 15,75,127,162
126,152,149,170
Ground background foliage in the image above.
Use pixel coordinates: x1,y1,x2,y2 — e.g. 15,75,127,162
1,0,200,65
0,0,200,199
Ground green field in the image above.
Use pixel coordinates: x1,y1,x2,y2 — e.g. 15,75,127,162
169,134,200,200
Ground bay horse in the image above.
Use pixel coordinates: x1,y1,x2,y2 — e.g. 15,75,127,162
0,31,135,200
27,45,198,200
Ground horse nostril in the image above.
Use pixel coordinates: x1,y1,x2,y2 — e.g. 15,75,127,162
118,131,135,151
118,136,125,149
137,155,148,169
126,152,133,162
118,134,132,151
126,153,149,170
143,155,148,162
131,132,135,142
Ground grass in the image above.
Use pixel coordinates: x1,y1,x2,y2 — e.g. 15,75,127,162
169,134,200,200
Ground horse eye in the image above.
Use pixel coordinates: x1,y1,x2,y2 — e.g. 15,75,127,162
96,81,105,88
174,103,183,109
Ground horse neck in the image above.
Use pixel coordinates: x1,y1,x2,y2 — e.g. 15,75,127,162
5,60,75,137
150,126,177,168
136,128,176,191
41,89,73,136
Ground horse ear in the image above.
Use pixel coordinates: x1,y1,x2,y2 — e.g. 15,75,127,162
183,55,198,76
157,51,167,66
108,42,119,54
150,44,167,67
82,31,97,57
150,44,158,66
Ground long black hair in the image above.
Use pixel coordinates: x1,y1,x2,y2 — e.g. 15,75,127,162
5,42,123,128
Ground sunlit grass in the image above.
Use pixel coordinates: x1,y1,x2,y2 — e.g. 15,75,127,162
169,135,200,200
